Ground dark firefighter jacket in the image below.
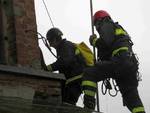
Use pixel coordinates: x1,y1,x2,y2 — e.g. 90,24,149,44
95,19,133,61
94,19,139,86
50,39,85,80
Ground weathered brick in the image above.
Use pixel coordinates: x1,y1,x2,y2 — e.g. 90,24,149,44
0,0,41,69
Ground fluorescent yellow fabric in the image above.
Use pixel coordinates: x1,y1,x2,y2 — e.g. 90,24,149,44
112,47,128,57
132,106,145,113
75,42,94,66
82,80,97,88
115,28,127,35
66,74,83,85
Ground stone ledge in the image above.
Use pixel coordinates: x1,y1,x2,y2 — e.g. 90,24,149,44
0,65,65,80
0,97,103,113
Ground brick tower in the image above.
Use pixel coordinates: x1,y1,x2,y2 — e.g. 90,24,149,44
0,0,66,112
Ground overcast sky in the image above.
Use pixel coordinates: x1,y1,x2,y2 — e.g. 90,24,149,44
34,0,150,112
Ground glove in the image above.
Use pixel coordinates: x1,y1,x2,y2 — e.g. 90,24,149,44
47,64,53,72
89,34,97,46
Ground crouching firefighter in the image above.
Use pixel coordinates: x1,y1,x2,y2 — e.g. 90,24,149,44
46,28,87,105
81,10,146,113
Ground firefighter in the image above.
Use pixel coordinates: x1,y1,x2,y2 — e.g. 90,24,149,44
46,28,85,105
82,10,146,113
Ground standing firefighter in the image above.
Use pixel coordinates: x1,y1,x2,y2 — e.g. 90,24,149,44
82,10,146,113
46,28,86,105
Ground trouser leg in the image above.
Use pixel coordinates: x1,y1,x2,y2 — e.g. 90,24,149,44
81,67,98,110
116,76,146,113
81,66,109,110
82,78,97,109
83,95,96,110
120,88,145,113
114,56,146,113
62,81,82,105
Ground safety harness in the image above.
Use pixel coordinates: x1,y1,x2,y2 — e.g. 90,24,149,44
101,22,134,97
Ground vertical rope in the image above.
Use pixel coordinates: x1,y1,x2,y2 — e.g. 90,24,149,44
42,0,55,27
90,0,100,112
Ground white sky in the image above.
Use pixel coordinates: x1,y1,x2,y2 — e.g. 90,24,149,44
34,0,150,112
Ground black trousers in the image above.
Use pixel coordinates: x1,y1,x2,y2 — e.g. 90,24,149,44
62,79,82,105
82,54,145,112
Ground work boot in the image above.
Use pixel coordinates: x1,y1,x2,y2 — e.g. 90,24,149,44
83,95,95,110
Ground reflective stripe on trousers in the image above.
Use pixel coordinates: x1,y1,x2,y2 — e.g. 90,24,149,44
66,74,83,85
82,80,97,97
132,106,145,113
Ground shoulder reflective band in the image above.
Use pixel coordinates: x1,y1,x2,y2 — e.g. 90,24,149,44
82,80,97,88
84,90,95,97
66,74,83,85
132,107,145,113
115,28,127,35
112,47,128,57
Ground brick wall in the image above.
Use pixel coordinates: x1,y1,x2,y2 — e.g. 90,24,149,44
0,71,62,104
0,0,41,69
13,0,41,68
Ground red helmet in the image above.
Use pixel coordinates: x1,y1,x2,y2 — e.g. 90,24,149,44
93,10,110,24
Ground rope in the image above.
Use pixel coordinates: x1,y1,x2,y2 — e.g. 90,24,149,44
89,0,99,111
90,0,96,63
25,29,57,58
38,32,57,58
42,0,55,27
101,78,119,97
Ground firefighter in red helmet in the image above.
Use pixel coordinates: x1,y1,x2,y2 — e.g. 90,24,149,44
81,10,146,113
